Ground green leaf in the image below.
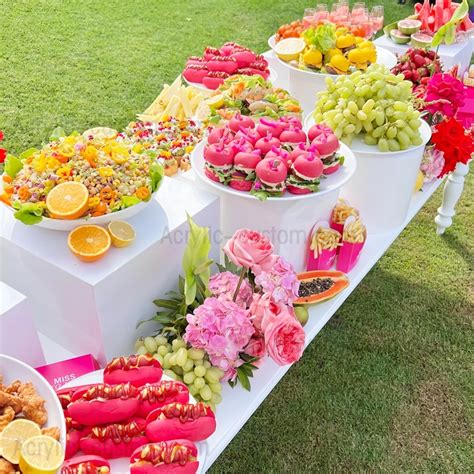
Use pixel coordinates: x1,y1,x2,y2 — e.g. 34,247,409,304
49,126,66,141
153,299,180,310
121,195,141,208
150,162,164,192
12,202,44,225
4,155,23,178
178,275,185,294
236,367,251,391
444,24,456,45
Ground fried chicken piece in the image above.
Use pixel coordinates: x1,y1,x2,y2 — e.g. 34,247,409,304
4,380,22,394
0,391,23,414
0,458,16,474
0,406,15,432
16,382,47,426
41,426,60,441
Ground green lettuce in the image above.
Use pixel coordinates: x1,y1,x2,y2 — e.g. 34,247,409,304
121,195,141,208
19,148,38,160
12,201,44,225
4,155,23,178
49,126,66,141
150,162,164,192
302,24,336,53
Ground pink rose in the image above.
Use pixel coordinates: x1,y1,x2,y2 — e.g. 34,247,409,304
264,309,305,366
249,293,284,332
223,229,276,274
244,335,266,359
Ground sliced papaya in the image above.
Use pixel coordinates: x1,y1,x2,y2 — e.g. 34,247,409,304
295,270,349,305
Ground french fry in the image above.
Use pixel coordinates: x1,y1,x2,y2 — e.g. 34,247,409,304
310,227,341,257
343,218,366,244
332,198,359,224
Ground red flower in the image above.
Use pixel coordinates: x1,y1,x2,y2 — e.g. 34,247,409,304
0,130,4,142
432,118,474,177
0,148,6,164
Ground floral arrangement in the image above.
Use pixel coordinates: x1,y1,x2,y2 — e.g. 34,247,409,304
418,72,474,183
136,218,307,407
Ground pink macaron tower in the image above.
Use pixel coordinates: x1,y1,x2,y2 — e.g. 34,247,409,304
279,127,307,151
255,132,281,155
257,118,284,138
230,149,262,192
204,140,235,183
311,129,340,175
255,157,288,194
234,126,261,146
228,112,255,133
287,152,324,195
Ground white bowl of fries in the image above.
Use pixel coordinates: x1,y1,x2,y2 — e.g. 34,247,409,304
0,354,66,453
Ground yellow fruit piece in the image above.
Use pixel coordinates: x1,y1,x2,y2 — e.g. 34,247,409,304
99,166,114,177
274,38,306,61
68,225,111,262
335,27,348,36
347,48,365,63
302,48,322,67
0,419,42,464
361,46,377,63
358,40,374,50
83,127,117,140
327,48,343,59
46,182,89,220
330,55,350,73
357,62,369,70
414,170,424,192
206,94,225,109
108,220,136,248
19,435,64,474
355,36,364,44
336,34,355,49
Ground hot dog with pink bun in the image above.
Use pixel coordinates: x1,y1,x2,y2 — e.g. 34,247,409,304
137,381,189,419
182,65,208,84
186,56,207,67
80,419,148,460
255,157,288,194
104,355,163,388
228,112,255,133
204,142,235,183
146,402,216,443
68,383,140,426
61,455,110,474
202,71,229,90
203,47,220,61
206,56,238,74
311,132,341,175
279,116,303,131
257,118,284,138
255,132,281,155
130,440,199,474
230,47,257,68
65,417,85,460
279,128,307,150
234,127,260,146
307,123,334,142
287,153,324,194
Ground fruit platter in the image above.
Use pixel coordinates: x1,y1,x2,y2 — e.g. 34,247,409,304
195,75,302,125
385,0,473,47
182,42,275,91
0,128,164,230
60,357,210,474
192,112,356,201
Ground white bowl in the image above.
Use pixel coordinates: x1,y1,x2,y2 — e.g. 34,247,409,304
63,370,208,474
183,67,278,91
0,354,67,449
268,35,276,50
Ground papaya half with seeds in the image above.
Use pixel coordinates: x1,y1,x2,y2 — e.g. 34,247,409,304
295,270,349,304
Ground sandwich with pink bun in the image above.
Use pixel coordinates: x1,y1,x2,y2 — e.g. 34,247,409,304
279,128,307,150
288,143,311,164
254,157,288,195
286,152,324,194
207,126,233,145
204,142,235,183
257,118,284,138
230,149,262,192
311,131,342,175
255,132,281,155
234,127,260,146
230,137,254,153
307,123,334,142
228,113,255,133
279,116,303,131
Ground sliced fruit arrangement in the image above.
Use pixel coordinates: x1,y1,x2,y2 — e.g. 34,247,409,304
275,24,377,75
294,270,349,304
1,128,164,225
182,42,270,90
275,20,305,42
138,76,207,123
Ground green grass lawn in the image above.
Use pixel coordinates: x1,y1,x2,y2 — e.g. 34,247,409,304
1,1,473,472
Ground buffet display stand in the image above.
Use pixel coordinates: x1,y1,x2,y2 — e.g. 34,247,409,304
374,34,474,74
0,178,220,365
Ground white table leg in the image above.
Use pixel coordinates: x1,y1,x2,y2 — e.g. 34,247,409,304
435,161,470,235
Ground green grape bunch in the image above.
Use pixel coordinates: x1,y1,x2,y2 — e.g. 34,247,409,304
135,335,225,411
313,64,423,152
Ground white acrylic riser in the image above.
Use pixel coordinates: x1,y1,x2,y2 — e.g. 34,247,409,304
0,178,220,364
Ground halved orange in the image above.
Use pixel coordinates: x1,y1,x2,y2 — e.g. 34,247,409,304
46,182,89,220
68,225,111,262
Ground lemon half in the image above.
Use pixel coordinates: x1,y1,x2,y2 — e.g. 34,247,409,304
274,38,305,62
19,435,64,474
0,419,42,464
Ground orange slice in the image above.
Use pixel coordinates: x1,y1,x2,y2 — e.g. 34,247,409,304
46,182,89,220
68,225,111,262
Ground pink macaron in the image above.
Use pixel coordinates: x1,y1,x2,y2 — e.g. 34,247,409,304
203,47,221,60
255,133,281,155
257,118,284,138
186,56,206,67
228,113,255,133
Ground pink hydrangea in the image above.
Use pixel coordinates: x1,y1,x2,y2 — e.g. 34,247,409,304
208,271,253,308
254,256,300,305
420,146,445,182
184,297,254,378
424,73,465,118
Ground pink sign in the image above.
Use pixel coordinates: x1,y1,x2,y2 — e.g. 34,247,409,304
36,355,98,390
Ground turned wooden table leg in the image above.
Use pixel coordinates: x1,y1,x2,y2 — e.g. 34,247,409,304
435,162,470,235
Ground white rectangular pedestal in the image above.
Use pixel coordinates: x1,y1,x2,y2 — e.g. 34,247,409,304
0,178,220,364
375,35,474,74
0,282,45,367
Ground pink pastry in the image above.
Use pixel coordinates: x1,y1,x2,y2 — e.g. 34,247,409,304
230,137,254,153
182,64,208,83
204,142,235,183
230,48,256,68
206,56,238,74
287,153,324,195
228,113,255,133
255,158,288,193
307,123,334,142
219,43,236,56
234,127,260,145
279,128,307,148
204,47,221,60
202,71,229,90
288,143,310,163
207,127,234,145
311,132,339,157
248,59,269,71
255,133,281,155
257,118,284,138
186,56,206,67
279,116,303,131
234,150,262,175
